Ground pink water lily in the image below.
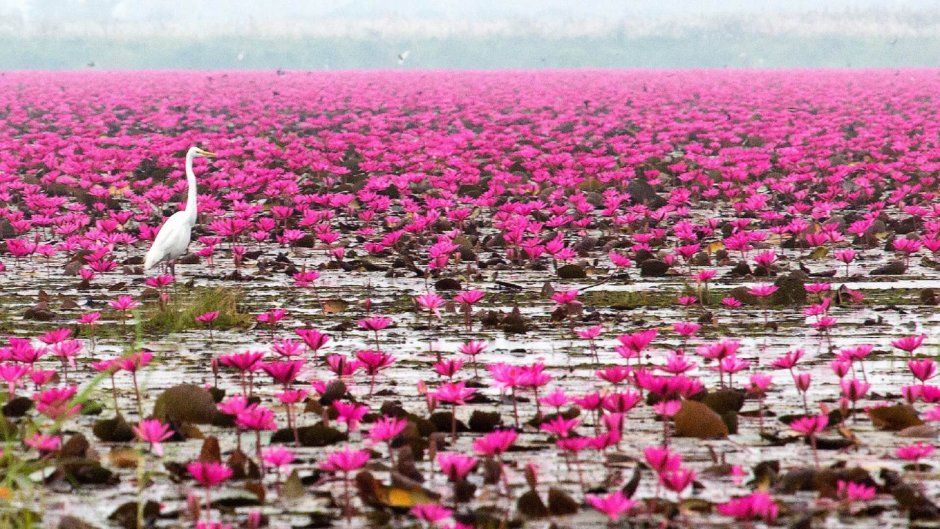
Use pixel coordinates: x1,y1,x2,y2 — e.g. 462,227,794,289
133,419,174,456
3,68,940,529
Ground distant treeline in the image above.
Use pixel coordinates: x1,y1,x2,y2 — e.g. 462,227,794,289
4,33,938,69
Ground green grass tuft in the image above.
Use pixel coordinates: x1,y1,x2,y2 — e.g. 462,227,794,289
140,286,252,335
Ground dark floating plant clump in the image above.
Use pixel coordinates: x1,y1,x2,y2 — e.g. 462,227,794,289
0,70,937,528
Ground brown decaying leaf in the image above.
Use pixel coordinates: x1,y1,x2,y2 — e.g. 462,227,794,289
244,481,266,504
868,404,923,431
355,471,439,511
198,437,221,463
282,470,305,500
547,487,579,516
107,447,141,469
674,400,729,439
322,299,349,313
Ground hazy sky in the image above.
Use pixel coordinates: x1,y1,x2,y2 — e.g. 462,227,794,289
3,0,932,32
1,0,937,69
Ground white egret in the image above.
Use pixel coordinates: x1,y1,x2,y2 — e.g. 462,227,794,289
144,146,216,275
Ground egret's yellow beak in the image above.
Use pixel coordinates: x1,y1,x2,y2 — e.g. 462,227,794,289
200,149,218,158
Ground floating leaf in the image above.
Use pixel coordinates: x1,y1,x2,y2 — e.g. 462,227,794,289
153,384,218,424
622,464,642,498
517,489,549,519
244,481,266,504
211,489,263,508
282,470,304,500
674,400,729,439
679,498,713,515
881,469,940,519
808,246,829,260
356,471,439,511
178,423,204,439
108,501,159,529
752,461,779,491
699,389,745,415
556,264,586,279
547,487,579,516
107,447,141,469
322,299,349,313
56,515,97,529
198,436,221,463
2,396,34,417
896,425,938,438
706,241,724,254
868,404,923,431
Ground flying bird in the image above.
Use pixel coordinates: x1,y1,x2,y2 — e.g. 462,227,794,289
144,146,216,275
397,50,411,65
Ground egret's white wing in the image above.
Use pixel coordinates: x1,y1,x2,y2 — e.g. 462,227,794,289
145,211,192,269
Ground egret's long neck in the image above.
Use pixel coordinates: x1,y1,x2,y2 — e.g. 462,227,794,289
184,150,198,223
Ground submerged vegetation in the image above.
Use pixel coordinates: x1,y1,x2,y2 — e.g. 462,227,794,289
140,286,251,334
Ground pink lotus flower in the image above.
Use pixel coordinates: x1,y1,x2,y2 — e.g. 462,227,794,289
608,251,633,268
659,467,695,495
415,292,446,317
114,351,152,373
368,415,408,443
34,385,80,420
256,308,287,326
892,334,926,354
333,401,369,433
295,328,331,354
24,433,61,455
410,504,452,524
895,442,935,469
586,491,636,521
271,338,304,358
357,316,392,332
790,414,828,468
550,289,580,306
616,329,657,357
261,359,305,386
77,311,101,326
320,447,370,473
218,351,265,373
575,325,603,340
721,296,742,308
837,480,876,503
109,295,138,312
472,429,517,456
458,340,488,377
236,404,278,432
717,492,778,523
196,310,219,324
261,446,295,468
909,358,937,382
454,290,484,306
0,363,29,399
540,415,580,438
437,452,477,481
748,283,778,297
133,419,174,456
432,381,475,405
188,461,234,488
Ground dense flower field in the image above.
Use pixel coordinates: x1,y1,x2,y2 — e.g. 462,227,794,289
0,70,939,528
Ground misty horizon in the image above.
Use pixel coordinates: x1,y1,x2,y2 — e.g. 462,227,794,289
2,0,938,69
